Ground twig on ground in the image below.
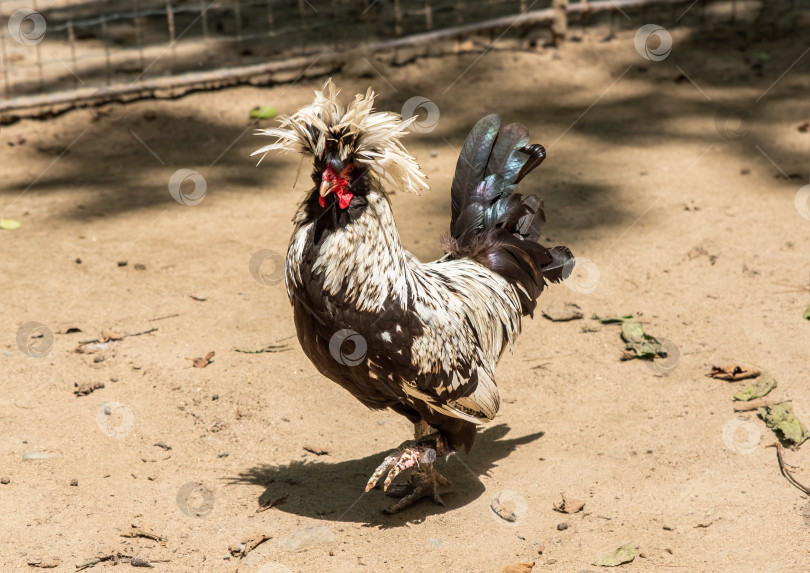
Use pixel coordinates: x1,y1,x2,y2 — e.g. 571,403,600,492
229,534,272,557
149,314,180,322
734,398,792,412
256,496,286,513
120,525,167,542
233,344,291,354
76,554,120,571
769,442,810,496
79,328,157,345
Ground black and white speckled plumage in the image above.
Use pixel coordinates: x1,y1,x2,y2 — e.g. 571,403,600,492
255,80,573,453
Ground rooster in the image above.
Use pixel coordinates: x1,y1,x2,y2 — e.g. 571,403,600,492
253,80,573,513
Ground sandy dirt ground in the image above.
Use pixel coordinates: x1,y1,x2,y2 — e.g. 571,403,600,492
2,18,810,573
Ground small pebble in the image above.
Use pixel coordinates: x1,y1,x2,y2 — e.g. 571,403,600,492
70,478,78,486
117,261,128,267
212,394,219,401
556,522,568,531
1,476,10,484
93,354,105,363
134,263,146,271
75,258,82,264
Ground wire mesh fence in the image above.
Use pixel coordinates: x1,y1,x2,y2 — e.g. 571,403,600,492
0,0,559,102
0,0,803,119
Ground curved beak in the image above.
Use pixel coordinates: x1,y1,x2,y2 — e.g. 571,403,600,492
320,179,335,198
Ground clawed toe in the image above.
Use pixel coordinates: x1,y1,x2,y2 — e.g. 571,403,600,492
383,469,450,514
364,430,452,513
384,482,414,498
364,442,436,493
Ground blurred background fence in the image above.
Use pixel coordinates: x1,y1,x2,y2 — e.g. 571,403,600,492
0,0,804,119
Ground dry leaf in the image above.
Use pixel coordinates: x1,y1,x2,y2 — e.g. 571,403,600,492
229,534,272,557
708,365,760,381
733,372,777,401
74,381,105,396
303,445,329,456
500,562,535,573
192,351,215,368
553,494,585,514
27,557,60,568
491,494,519,522
121,525,166,543
99,329,124,342
758,403,810,447
621,322,666,360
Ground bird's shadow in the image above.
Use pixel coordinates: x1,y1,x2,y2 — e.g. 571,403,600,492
228,424,544,527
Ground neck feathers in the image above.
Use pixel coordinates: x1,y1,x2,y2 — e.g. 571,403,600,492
287,188,413,313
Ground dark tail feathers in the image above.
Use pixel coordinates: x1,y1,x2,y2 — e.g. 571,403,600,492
445,114,574,316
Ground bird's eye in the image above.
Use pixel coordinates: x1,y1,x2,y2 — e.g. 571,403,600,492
344,163,355,175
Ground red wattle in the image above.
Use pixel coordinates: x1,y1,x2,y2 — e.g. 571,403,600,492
337,189,353,209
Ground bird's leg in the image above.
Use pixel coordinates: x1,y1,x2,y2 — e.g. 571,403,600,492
365,421,453,513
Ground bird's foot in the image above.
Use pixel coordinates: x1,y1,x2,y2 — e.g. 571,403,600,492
383,465,451,514
365,440,437,493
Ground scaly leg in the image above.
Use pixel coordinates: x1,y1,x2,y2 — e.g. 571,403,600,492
365,421,453,513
